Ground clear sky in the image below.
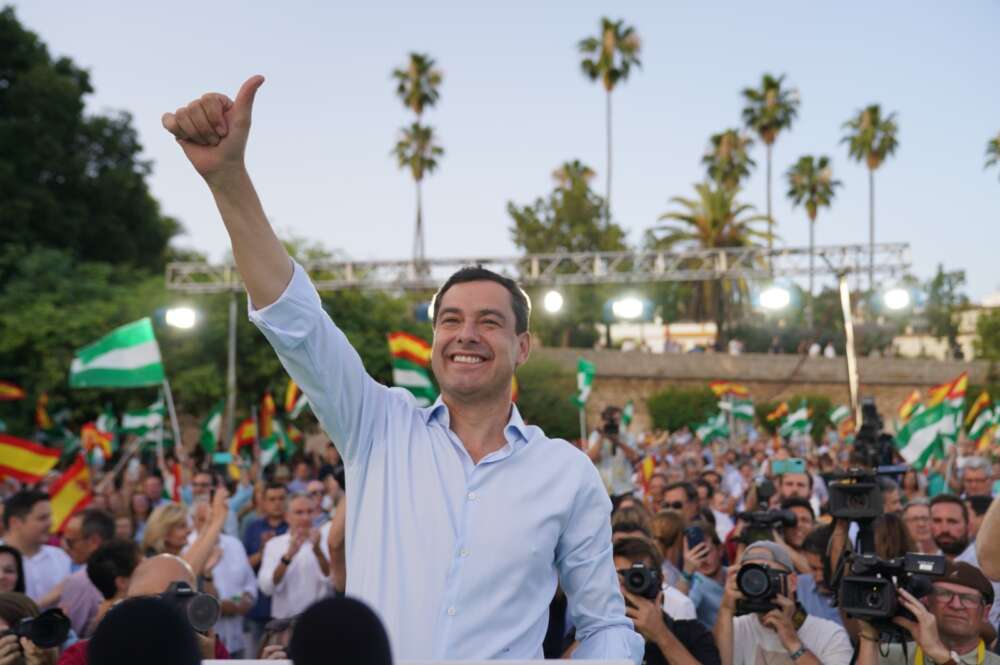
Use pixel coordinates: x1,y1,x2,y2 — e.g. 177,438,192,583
13,1,1000,299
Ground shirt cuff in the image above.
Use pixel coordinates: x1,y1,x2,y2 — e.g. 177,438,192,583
572,625,645,665
247,260,323,343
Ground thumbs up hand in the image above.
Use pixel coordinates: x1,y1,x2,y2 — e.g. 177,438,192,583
162,75,264,182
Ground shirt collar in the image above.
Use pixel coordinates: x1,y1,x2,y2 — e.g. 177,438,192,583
423,397,531,448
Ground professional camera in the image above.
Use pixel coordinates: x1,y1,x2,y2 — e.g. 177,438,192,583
754,476,776,507
159,581,221,633
621,562,661,601
735,562,790,615
735,509,797,544
0,608,70,648
840,553,946,622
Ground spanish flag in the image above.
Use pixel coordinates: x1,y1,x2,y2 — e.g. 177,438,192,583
898,390,921,424
49,455,91,533
0,435,61,482
388,331,433,367
965,391,991,429
709,381,750,399
35,393,53,430
81,423,114,459
766,402,790,423
260,393,276,439
927,372,967,409
284,379,300,414
0,381,25,401
227,418,257,480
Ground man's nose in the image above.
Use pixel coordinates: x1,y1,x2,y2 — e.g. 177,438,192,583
456,319,480,342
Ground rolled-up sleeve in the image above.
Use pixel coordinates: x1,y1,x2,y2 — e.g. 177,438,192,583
257,538,281,596
557,461,644,664
248,261,389,465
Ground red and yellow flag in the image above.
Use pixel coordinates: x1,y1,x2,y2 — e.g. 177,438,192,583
766,402,789,422
966,391,991,429
35,393,53,430
0,435,61,482
0,381,26,401
388,331,432,367
709,381,750,398
49,455,92,533
927,372,968,408
284,379,300,414
898,390,921,424
81,423,114,460
230,418,256,454
259,393,276,439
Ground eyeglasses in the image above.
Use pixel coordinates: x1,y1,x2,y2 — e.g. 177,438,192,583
662,501,686,511
903,515,929,524
930,587,983,608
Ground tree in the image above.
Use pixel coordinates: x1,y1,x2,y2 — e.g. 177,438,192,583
0,7,181,270
786,155,842,328
974,309,1000,361
924,264,968,356
392,53,444,264
703,129,755,192
986,132,1000,182
578,17,641,221
741,74,800,251
391,122,444,266
647,386,717,432
653,183,770,341
841,104,899,294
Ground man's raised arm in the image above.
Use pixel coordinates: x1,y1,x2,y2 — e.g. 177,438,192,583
161,75,292,308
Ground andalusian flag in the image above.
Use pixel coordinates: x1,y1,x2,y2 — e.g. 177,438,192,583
966,392,991,430
387,332,437,407
284,379,309,418
829,405,851,426
199,401,224,453
70,318,165,388
766,403,789,423
896,373,966,469
968,405,997,442
720,398,754,421
696,412,729,444
0,381,25,401
0,435,60,482
49,455,92,533
779,403,812,437
898,390,922,424
120,399,165,438
572,358,596,408
709,381,750,399
81,423,114,459
623,400,634,426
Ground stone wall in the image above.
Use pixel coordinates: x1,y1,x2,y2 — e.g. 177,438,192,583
531,348,991,433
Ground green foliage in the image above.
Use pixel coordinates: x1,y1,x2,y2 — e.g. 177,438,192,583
392,122,444,183
578,18,642,92
703,129,755,192
974,309,1000,362
0,7,180,270
756,394,832,441
514,358,579,441
986,132,1000,181
924,264,968,348
392,53,442,117
841,104,899,171
646,386,717,432
786,155,841,223
741,74,799,146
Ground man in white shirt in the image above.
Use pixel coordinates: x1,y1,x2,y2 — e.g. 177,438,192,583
2,490,71,601
587,406,640,498
258,493,330,619
188,500,258,657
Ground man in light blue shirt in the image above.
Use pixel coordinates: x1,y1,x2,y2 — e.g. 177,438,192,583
161,75,643,664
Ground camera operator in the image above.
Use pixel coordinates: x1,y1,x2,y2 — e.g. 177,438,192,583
714,541,852,665
855,562,1000,665
587,406,641,499
610,537,721,665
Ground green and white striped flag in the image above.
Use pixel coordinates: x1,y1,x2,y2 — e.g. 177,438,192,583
719,398,754,421
572,358,596,409
968,405,997,442
779,403,811,437
70,318,165,388
896,400,962,469
696,412,729,444
391,362,437,407
121,398,165,444
829,405,851,426
622,400,634,426
199,401,224,453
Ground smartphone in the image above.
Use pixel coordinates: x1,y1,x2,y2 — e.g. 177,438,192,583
684,525,705,549
772,458,806,476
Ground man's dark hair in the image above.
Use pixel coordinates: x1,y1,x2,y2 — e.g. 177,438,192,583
695,480,715,500
289,597,393,665
664,481,698,502
613,536,664,572
2,490,49,530
81,508,116,542
780,496,815,520
87,539,142,600
264,481,288,495
930,494,969,524
88,596,200,665
431,266,531,335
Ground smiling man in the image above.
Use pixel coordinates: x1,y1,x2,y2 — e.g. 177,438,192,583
161,76,642,663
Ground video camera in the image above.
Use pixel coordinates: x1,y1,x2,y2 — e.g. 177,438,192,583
840,553,946,622
735,509,797,545
159,581,221,634
735,562,790,615
0,608,70,648
620,562,661,601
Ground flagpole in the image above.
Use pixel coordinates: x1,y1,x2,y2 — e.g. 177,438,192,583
162,379,184,460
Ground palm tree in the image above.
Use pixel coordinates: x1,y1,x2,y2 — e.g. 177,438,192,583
392,53,443,264
786,155,842,328
552,159,597,190
703,129,756,192
578,18,641,221
841,104,899,294
986,132,1000,181
392,123,444,265
654,183,770,340
741,74,800,252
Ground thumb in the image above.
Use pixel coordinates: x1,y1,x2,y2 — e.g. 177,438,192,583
233,75,265,118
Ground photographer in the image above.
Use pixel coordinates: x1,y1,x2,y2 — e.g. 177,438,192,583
714,541,852,665
0,593,58,665
587,406,641,499
855,562,999,665
611,537,720,665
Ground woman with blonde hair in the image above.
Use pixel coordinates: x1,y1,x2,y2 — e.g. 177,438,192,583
650,509,686,587
142,490,230,579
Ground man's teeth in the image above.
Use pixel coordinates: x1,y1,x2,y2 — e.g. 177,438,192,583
453,355,484,364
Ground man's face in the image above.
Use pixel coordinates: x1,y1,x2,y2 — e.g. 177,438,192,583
931,502,969,556
144,476,163,502
191,473,213,499
903,505,932,542
785,506,814,549
264,488,287,520
295,462,311,481
928,581,988,641
963,468,991,497
13,501,52,546
804,551,828,591
431,281,529,403
62,515,101,565
287,497,313,533
663,487,697,521
306,481,325,512
883,489,902,514
779,473,810,499
702,473,721,490
648,477,667,502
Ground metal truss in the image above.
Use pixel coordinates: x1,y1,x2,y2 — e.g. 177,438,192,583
166,243,910,293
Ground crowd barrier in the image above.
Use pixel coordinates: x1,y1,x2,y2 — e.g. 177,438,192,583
205,661,633,664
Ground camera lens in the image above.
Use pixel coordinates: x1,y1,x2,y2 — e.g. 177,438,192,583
186,595,221,633
864,590,883,609
738,567,770,597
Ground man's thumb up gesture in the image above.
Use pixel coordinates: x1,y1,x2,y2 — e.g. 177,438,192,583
162,75,264,183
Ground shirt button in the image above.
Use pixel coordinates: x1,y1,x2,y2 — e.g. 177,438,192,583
447,607,457,616
467,491,477,501
459,548,470,557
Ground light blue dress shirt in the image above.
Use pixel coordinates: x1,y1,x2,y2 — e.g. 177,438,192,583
249,261,643,663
